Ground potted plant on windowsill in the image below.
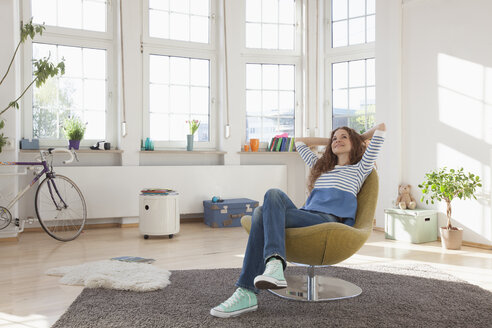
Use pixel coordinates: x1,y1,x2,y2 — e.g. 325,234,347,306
418,167,482,250
63,116,86,150
185,119,200,151
0,19,65,153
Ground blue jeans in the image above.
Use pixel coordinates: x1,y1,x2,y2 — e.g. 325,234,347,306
235,188,346,294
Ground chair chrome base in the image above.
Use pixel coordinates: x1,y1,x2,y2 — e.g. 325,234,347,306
269,266,362,301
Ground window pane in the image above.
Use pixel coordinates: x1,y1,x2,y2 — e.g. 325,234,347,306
332,62,348,90
83,48,106,79
190,0,209,16
332,0,347,21
367,86,375,107
278,25,294,50
279,91,294,114
170,0,189,13
150,55,169,84
84,80,106,110
83,1,106,32
332,20,348,47
279,65,294,90
246,90,262,114
32,0,57,26
262,24,278,49
246,23,262,48
349,0,365,18
246,64,262,89
150,84,169,113
170,13,189,41
349,60,365,87
170,57,189,85
58,0,82,29
150,113,170,140
246,0,262,22
59,46,82,78
263,90,278,115
262,0,279,24
333,89,348,109
190,16,209,43
169,114,188,140
84,111,105,139
367,15,375,43
193,114,209,141
169,86,190,113
149,10,170,39
348,17,365,45
262,65,278,90
190,59,209,86
348,88,365,111
366,58,375,85
278,0,295,24
367,0,376,14
150,0,169,11
246,116,262,140
190,87,209,115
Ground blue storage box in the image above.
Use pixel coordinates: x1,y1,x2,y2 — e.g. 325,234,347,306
203,198,259,228
20,138,39,150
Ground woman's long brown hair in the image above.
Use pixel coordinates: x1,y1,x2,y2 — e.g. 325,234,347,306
307,127,367,192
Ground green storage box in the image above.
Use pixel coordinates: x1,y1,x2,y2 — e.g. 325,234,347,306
384,209,438,244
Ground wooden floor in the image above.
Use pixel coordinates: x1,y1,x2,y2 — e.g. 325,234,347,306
1,223,492,328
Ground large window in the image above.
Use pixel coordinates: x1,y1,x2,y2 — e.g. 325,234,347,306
23,0,114,146
143,0,215,148
327,0,375,132
244,0,301,144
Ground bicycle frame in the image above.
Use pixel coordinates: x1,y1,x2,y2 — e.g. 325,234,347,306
0,159,52,211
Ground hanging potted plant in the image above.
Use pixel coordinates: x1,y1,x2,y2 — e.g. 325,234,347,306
0,19,65,153
418,167,482,250
63,116,86,150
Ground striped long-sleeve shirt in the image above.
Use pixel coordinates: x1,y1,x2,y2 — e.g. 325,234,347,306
295,130,385,221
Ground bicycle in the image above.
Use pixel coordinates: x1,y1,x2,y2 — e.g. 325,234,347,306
0,148,87,241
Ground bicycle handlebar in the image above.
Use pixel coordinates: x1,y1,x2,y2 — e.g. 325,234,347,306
41,148,75,164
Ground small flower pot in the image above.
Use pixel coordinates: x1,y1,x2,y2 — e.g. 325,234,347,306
440,227,463,250
68,140,81,150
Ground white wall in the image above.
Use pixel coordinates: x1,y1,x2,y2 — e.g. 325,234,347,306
401,0,492,245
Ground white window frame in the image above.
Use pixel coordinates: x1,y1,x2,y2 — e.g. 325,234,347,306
242,0,303,147
324,0,375,131
21,0,116,148
142,0,218,149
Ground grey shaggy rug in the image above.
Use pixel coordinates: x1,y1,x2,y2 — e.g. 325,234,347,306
53,264,492,328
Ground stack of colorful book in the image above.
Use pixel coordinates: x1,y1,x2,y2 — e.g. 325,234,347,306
268,136,296,152
140,188,176,195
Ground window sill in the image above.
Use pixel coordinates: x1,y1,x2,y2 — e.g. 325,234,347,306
140,149,226,155
238,151,298,155
20,149,124,154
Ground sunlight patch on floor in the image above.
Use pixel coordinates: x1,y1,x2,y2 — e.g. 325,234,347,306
0,313,49,328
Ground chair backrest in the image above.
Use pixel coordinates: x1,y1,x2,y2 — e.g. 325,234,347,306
353,169,379,230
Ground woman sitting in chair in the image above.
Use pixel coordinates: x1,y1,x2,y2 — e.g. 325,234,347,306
210,123,386,318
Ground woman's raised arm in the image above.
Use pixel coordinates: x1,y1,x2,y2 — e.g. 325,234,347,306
361,123,386,140
294,137,331,147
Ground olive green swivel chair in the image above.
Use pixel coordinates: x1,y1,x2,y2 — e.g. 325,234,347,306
241,170,379,301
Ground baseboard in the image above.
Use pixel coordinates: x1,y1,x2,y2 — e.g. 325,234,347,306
373,226,384,232
0,236,19,242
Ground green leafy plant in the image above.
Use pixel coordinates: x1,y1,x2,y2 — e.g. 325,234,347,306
0,19,65,152
418,167,482,230
186,119,200,135
63,116,86,141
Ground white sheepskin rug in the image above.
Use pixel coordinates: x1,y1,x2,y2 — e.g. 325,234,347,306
46,260,171,292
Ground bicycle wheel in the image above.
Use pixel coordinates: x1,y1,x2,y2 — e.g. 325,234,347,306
35,174,87,241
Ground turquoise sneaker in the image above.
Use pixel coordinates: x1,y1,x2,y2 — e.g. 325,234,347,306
210,287,258,318
254,258,287,289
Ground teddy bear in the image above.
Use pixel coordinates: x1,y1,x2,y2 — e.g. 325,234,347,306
396,184,417,210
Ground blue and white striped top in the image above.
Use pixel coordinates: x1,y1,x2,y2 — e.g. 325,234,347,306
295,130,385,222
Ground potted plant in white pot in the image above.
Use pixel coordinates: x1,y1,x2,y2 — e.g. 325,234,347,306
63,116,86,150
418,167,482,250
0,19,65,153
